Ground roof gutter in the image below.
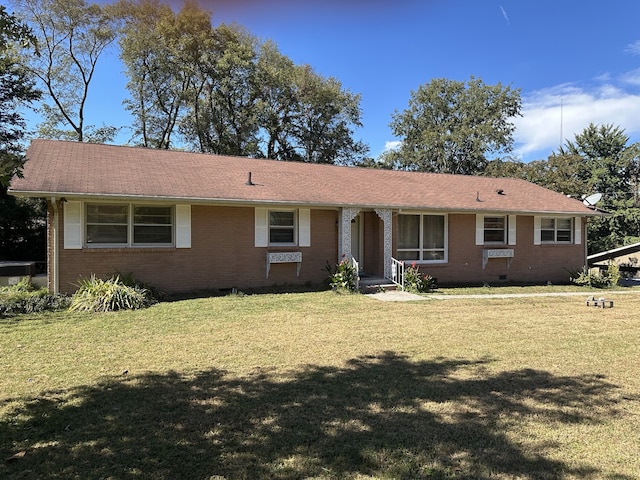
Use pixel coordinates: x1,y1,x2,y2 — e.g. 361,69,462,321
8,190,598,217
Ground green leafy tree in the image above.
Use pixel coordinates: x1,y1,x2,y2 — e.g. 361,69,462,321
551,123,639,254
385,76,521,174
0,5,45,262
0,5,40,185
13,0,118,142
181,22,261,156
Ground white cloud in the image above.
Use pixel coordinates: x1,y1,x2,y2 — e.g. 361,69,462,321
499,5,510,24
514,77,640,161
625,40,640,56
384,140,401,151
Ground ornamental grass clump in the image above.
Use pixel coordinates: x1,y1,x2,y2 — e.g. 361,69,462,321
404,262,436,293
70,275,155,313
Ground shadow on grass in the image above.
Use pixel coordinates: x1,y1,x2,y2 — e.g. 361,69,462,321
1,353,632,479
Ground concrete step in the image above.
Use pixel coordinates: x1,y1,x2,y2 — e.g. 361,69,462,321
358,276,398,293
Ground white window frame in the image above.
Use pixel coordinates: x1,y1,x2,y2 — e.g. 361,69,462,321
84,202,175,248
396,212,448,264
540,217,573,244
254,208,310,248
483,215,507,244
268,209,297,246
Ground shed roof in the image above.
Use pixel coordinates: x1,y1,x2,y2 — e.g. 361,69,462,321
10,139,596,215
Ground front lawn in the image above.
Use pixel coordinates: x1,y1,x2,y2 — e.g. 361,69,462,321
2,290,639,479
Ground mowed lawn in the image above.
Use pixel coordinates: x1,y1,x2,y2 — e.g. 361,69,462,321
1,290,639,479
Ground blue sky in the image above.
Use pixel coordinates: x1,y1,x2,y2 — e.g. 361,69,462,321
79,1,640,161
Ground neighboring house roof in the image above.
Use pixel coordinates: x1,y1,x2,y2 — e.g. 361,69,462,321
588,242,640,265
10,139,596,215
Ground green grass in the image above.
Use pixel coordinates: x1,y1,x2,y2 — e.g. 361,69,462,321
2,289,640,479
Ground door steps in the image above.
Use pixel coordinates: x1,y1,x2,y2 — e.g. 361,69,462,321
358,275,398,293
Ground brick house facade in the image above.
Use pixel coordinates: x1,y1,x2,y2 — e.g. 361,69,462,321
12,140,596,293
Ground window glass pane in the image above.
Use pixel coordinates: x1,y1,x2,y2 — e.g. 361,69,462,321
86,204,127,224
541,230,555,242
87,225,128,244
541,218,555,229
398,215,420,249
270,228,295,243
134,206,172,225
134,226,172,244
556,230,572,242
557,218,572,230
270,211,294,227
397,250,419,261
423,215,444,249
484,217,505,243
484,217,505,229
423,251,445,261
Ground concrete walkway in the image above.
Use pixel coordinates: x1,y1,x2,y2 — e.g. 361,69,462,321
366,289,639,302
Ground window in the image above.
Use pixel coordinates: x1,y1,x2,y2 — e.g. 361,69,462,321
86,204,128,244
541,217,572,243
86,204,173,246
133,206,172,244
397,214,446,262
484,216,506,243
269,210,296,244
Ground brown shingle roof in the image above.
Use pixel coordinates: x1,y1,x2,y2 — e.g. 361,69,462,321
9,139,595,215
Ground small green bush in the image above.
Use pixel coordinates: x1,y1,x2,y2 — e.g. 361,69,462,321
404,262,436,293
0,279,70,317
570,263,620,288
70,275,155,313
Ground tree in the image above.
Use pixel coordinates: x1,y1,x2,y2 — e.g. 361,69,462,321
553,123,639,254
0,5,45,262
13,0,117,142
385,76,521,174
0,4,40,185
181,22,261,156
117,1,367,164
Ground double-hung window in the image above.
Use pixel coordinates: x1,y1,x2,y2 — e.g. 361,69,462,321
397,213,447,262
541,217,572,243
484,216,506,244
269,210,296,244
86,204,173,246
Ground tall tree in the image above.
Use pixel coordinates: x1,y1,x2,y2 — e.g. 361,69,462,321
0,4,40,185
13,0,117,142
117,0,210,149
552,123,639,253
385,76,521,174
0,4,45,262
181,22,261,156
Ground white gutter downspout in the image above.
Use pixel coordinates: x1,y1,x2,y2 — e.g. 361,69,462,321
50,197,59,294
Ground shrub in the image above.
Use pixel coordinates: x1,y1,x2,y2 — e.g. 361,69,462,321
70,275,155,313
570,263,620,288
403,262,436,293
0,280,70,317
326,258,359,292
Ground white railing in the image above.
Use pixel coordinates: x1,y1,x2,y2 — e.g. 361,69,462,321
352,257,360,290
390,257,405,291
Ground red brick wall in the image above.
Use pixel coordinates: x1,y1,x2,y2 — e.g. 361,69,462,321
54,204,338,294
49,203,586,293
412,214,586,285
